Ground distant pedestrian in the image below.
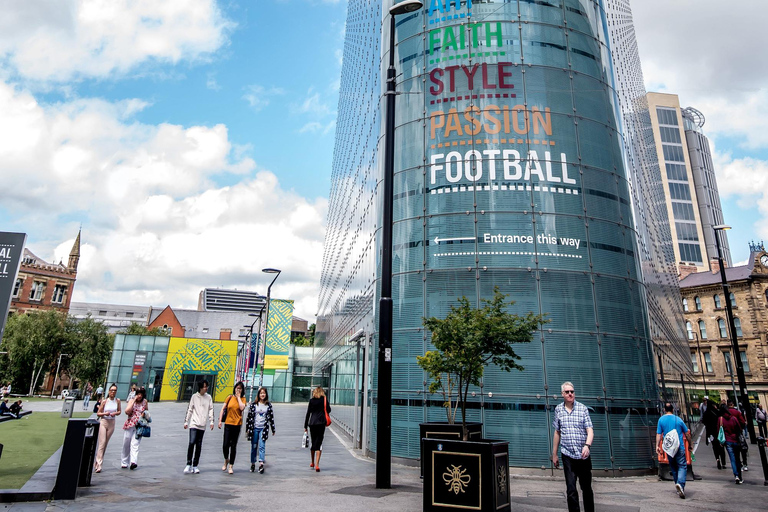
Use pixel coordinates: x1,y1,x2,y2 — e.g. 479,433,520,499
96,385,104,397
126,384,137,401
94,384,121,473
656,402,691,499
219,381,247,474
0,385,6,397
551,381,594,512
246,387,276,474
183,380,214,474
305,386,331,473
755,404,767,438
5,383,11,397
702,399,725,469
83,383,93,410
8,400,22,418
0,398,15,418
719,404,744,484
727,400,749,472
121,387,148,470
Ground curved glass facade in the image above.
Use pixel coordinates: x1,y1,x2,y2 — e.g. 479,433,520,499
318,0,691,474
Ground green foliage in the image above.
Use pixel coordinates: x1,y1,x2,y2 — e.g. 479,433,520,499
67,317,113,389
293,334,312,347
417,287,547,439
0,311,114,395
118,323,164,335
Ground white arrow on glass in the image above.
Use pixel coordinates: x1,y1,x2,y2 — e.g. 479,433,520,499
434,237,475,244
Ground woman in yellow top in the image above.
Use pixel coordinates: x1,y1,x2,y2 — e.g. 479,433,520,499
218,381,246,474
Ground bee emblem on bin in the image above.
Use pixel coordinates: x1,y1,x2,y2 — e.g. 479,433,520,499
443,464,471,495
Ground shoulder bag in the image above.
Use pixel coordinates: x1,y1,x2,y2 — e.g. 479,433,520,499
323,396,332,427
221,395,232,422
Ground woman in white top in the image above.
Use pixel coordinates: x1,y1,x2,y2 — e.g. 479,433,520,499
94,383,121,473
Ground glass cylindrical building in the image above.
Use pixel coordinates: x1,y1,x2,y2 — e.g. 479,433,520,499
317,0,689,474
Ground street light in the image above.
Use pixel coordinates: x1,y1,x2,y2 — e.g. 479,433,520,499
51,353,70,398
714,224,757,443
260,268,281,388
691,332,708,395
377,0,423,490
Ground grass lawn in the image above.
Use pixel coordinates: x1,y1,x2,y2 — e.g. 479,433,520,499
0,411,91,489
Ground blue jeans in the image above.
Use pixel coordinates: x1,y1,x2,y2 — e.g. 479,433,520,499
667,448,687,489
250,427,266,463
725,441,742,479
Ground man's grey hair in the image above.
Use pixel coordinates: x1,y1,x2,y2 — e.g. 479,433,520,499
561,381,574,392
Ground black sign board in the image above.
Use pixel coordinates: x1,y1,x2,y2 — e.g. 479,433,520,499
0,232,26,339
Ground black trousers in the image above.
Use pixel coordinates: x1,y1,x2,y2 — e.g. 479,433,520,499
223,424,241,464
562,454,594,512
711,439,726,467
758,421,767,439
187,428,205,466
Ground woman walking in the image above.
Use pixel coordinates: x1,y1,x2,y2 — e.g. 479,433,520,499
245,387,276,474
219,381,247,474
304,386,331,472
121,387,148,470
702,398,725,469
94,384,121,473
183,380,214,474
719,404,744,484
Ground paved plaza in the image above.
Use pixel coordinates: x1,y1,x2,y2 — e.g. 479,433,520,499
2,400,767,511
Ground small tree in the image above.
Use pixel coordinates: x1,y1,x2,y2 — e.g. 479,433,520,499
417,288,546,440
67,316,113,389
118,324,164,336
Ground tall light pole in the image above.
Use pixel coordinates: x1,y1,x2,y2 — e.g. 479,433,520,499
260,268,281,388
714,224,757,443
692,332,708,395
377,0,424,490
51,353,70,398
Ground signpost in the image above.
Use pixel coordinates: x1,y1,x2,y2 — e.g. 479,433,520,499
0,232,26,339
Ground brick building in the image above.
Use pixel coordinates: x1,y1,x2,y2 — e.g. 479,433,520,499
10,230,80,315
679,245,768,408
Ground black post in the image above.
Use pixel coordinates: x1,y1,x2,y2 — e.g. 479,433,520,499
376,11,397,490
694,333,707,395
714,228,757,443
758,437,768,486
680,373,689,424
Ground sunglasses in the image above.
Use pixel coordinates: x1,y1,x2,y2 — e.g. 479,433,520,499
563,390,575,394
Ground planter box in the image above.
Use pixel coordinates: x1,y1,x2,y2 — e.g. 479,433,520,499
423,437,510,512
420,422,483,478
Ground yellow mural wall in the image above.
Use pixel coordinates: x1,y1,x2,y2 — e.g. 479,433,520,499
160,337,237,402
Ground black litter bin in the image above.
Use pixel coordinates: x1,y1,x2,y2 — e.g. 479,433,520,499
54,417,101,500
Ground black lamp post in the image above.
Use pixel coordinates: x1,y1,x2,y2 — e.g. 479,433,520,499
241,300,266,402
692,332,708,395
714,224,757,443
260,268,281,388
376,0,423,490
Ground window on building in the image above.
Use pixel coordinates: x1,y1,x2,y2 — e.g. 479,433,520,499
678,242,703,263
686,321,693,340
724,352,732,375
51,285,66,304
734,318,743,337
698,320,707,339
675,222,699,241
682,298,689,312
672,202,696,221
12,278,23,298
704,352,713,373
691,352,699,373
729,292,736,307
666,163,688,181
740,351,750,373
660,126,682,144
126,311,134,317
29,281,44,301
656,107,679,126
202,327,209,334
98,310,107,316
718,318,727,338
669,183,692,200
694,296,702,311
714,294,721,308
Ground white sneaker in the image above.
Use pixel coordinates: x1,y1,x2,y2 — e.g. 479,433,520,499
192,466,200,474
183,465,192,474
742,465,749,471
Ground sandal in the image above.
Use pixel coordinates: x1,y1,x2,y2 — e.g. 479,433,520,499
222,463,228,471
310,463,314,468
228,465,234,474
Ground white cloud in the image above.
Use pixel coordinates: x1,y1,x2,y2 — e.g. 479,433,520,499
712,151,768,240
242,84,285,112
291,88,332,117
0,0,234,82
299,120,336,135
1,80,325,321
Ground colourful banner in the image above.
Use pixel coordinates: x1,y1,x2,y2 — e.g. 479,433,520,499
264,299,293,369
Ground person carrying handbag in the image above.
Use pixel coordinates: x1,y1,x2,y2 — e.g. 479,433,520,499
304,386,332,473
245,386,276,474
219,381,247,474
719,404,744,484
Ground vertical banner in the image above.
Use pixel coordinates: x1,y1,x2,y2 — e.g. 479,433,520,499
131,351,148,385
264,299,293,370
0,232,26,340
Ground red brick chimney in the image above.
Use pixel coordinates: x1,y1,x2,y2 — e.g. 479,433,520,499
711,257,725,274
678,263,698,281
219,328,232,340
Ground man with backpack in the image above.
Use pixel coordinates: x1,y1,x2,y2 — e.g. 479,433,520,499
656,402,691,499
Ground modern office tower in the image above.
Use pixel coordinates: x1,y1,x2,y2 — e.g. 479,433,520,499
198,288,266,313
647,92,732,273
317,0,690,472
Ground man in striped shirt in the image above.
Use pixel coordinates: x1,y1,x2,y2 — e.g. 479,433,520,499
552,381,594,512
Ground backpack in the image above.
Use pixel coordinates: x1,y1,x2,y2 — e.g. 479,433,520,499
662,425,680,457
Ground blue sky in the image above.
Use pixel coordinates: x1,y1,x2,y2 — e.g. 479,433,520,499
0,0,766,322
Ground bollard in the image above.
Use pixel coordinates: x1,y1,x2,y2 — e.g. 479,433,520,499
757,436,768,486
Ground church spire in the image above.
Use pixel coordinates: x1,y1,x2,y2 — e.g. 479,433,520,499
68,228,81,272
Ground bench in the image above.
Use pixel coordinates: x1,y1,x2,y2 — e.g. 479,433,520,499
0,410,32,423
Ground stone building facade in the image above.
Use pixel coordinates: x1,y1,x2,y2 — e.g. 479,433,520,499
679,247,768,408
10,230,80,315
